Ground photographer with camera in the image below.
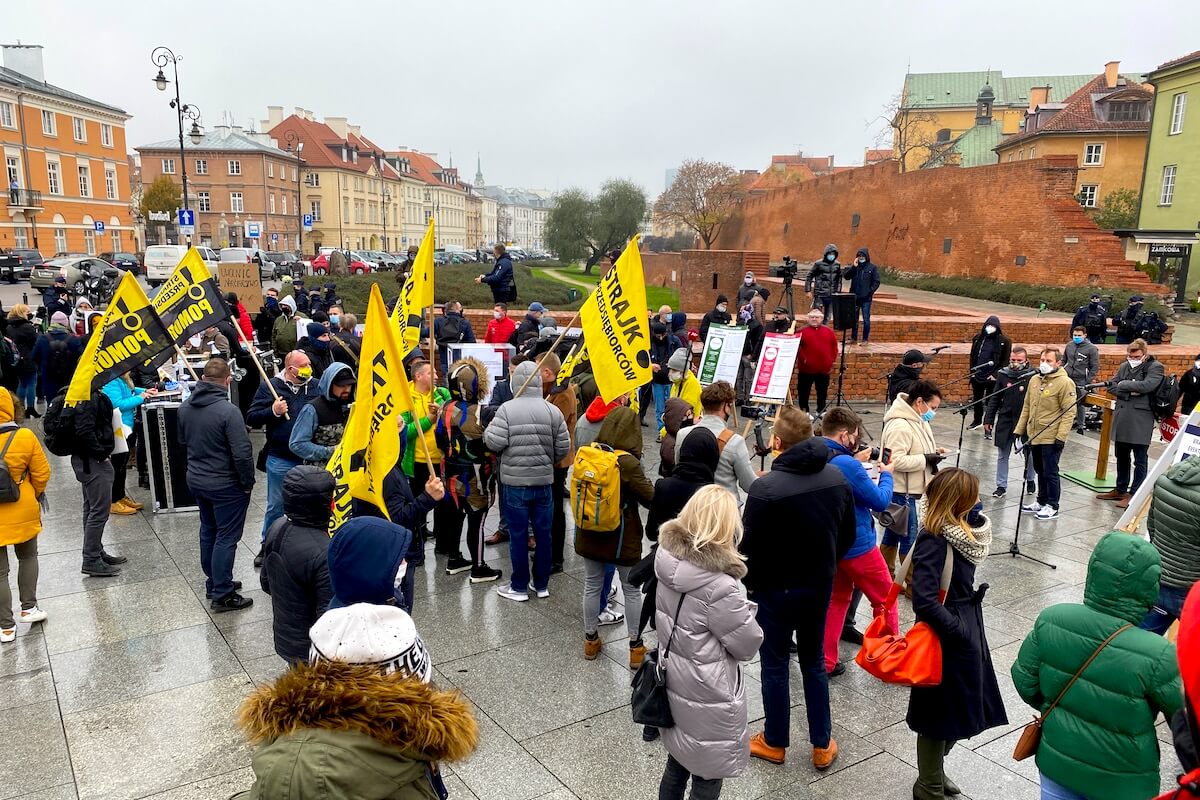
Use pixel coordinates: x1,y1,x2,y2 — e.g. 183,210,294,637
804,244,842,324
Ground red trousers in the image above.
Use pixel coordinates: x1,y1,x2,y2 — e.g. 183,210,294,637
823,547,898,672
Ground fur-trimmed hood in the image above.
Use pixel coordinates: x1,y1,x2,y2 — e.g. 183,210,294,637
657,517,747,583
448,356,490,404
238,660,478,762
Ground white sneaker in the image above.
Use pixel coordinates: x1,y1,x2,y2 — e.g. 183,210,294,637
536,587,550,599
0,628,14,643
1035,506,1059,520
18,607,47,624
598,606,626,626
495,583,529,602
1021,501,1042,514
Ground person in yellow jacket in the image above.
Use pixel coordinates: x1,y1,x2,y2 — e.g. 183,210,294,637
1014,346,1077,521
400,359,453,550
0,389,51,643
665,347,702,437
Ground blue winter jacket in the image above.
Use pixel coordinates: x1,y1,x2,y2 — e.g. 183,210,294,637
824,438,893,560
102,378,147,429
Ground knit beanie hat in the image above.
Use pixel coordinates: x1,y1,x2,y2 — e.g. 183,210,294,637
309,603,432,682
306,322,328,340
51,311,70,327
666,347,689,372
902,349,927,366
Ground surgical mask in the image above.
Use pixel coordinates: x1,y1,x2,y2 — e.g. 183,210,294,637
1039,362,1054,374
668,370,682,382
494,311,504,319
984,325,996,335
744,277,753,285
329,314,340,326
1072,335,1084,344
920,409,936,423
296,366,313,381
716,304,727,313
1194,361,1200,370
1128,357,1143,368
825,253,836,262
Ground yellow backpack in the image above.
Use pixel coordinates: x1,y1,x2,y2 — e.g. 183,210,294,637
570,443,627,532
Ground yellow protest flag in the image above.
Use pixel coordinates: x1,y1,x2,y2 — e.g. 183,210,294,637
65,272,174,404
152,247,227,344
557,342,587,385
328,283,416,530
578,235,652,403
392,218,436,355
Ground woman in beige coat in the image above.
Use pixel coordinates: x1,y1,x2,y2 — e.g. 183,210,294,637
879,380,947,575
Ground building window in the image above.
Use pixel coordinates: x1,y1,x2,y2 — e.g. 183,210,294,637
1083,143,1104,166
5,156,17,186
343,198,349,220
1171,93,1188,135
1078,184,1099,207
230,192,244,213
13,227,27,248
269,193,276,214
72,117,86,142
46,161,61,195
310,200,321,221
228,160,241,176
267,162,274,178
111,229,121,251
83,228,95,255
162,158,175,174
0,102,15,129
1106,101,1147,122
100,123,112,147
305,172,319,187
280,194,287,215
1161,165,1177,205
78,165,91,197
53,228,66,253
195,159,207,175
197,191,210,212
41,109,55,136
292,167,297,182
105,169,117,200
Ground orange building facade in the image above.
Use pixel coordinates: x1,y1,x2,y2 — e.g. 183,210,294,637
1,45,133,256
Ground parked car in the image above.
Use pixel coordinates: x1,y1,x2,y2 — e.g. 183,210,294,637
363,250,401,270
0,248,43,282
220,247,273,281
100,251,142,276
145,244,219,286
31,256,126,293
311,250,373,275
265,251,303,279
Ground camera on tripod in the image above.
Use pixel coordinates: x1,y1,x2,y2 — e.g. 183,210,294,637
771,256,799,285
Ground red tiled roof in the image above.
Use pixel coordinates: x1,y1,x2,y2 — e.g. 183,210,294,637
749,161,816,190
267,114,396,177
863,149,893,163
1156,50,1200,72
390,150,463,190
995,74,1151,149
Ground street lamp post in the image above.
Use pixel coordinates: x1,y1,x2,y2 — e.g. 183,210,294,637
151,46,202,244
285,132,304,256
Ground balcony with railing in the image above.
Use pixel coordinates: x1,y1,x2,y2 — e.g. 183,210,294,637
5,189,44,212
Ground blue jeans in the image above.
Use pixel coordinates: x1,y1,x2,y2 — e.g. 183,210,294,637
192,483,251,601
996,442,1036,490
1140,583,1189,634
1040,773,1089,800
261,454,298,542
15,372,36,411
755,585,833,749
598,563,616,617
503,484,553,592
652,382,671,432
881,492,919,556
1031,442,1063,509
852,299,872,341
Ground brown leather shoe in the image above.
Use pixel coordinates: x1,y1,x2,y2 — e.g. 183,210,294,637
629,641,647,670
1115,495,1132,508
812,738,839,770
484,532,509,546
584,635,602,660
749,732,785,764
1096,489,1127,500
121,496,145,511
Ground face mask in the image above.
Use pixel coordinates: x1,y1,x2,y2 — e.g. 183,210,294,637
295,366,313,381
668,370,682,382
1194,361,1200,370
393,559,408,589
313,338,330,350
1012,361,1027,371
716,304,727,313
1128,358,1143,368
494,311,504,319
1039,362,1054,374
920,409,936,423
1072,335,1084,344
825,253,836,263
282,306,293,317
329,314,340,326
654,335,666,342
265,297,279,309
984,325,996,335
744,277,753,285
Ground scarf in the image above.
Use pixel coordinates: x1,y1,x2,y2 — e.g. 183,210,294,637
916,496,991,565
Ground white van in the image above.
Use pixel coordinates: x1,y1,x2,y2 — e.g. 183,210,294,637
145,244,219,286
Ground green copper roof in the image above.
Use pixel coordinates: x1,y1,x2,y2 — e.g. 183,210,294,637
902,71,1143,109
922,123,1004,169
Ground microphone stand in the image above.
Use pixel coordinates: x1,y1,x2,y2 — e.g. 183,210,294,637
949,369,1034,468
989,389,1079,570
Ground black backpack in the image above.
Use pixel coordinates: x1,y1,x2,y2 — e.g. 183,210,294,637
1136,312,1169,345
436,314,466,347
1153,371,1181,421
42,389,113,458
45,337,74,384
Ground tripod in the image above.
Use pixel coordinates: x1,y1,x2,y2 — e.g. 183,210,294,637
830,326,856,413
988,392,1078,570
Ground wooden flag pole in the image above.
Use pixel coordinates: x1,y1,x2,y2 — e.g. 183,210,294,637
330,334,360,365
231,321,288,420
427,305,438,384
174,345,200,381
515,311,581,397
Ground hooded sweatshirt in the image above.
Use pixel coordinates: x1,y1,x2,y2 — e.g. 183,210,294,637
327,517,413,608
647,426,717,541
483,360,570,486
658,397,696,476
177,379,255,493
289,362,355,464
1012,533,1181,800
969,315,1010,382
843,247,881,302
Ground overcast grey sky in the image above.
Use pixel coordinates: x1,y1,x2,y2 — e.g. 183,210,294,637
7,1,1199,197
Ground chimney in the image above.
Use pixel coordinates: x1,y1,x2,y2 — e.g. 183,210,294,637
266,105,283,128
325,116,348,138
2,44,45,82
1105,60,1120,89
293,106,305,119
1028,86,1051,111
348,124,361,137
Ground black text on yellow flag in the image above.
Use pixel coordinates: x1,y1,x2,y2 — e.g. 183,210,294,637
579,236,652,402
152,247,228,344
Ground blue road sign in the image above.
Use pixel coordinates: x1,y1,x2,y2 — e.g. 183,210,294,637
247,222,261,239
177,209,195,227
93,220,104,233
302,214,313,231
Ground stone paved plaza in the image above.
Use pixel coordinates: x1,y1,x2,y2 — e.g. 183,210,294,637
0,405,1185,800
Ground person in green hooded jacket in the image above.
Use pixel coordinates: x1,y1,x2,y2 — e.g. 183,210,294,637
1011,532,1182,800
1143,457,1200,634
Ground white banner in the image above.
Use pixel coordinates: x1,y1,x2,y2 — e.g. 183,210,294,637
750,332,801,402
697,324,747,387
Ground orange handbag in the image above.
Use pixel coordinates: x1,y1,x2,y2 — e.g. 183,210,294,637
855,541,953,687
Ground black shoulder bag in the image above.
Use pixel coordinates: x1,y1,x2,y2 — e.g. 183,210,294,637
631,592,687,728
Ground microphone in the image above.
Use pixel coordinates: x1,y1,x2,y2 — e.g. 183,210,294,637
969,361,994,372
930,345,951,353
1084,382,1108,390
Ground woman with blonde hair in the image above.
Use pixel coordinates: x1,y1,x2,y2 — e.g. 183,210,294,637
6,304,39,417
908,467,1007,799
654,485,764,800
0,389,51,643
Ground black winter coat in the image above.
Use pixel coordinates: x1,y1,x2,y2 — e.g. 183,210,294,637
254,304,280,347
260,466,334,664
907,530,1007,741
741,438,856,592
352,464,436,566
1182,367,1200,415
246,375,319,462
7,317,37,376
843,249,881,302
332,330,361,366
481,254,516,302
805,246,842,299
968,316,1011,383
699,308,731,343
649,334,683,385
645,427,719,541
983,366,1034,451
297,338,335,381
177,380,255,493
887,364,924,405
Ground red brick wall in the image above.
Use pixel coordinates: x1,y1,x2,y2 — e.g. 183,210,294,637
715,157,1157,294
678,250,771,313
642,252,682,289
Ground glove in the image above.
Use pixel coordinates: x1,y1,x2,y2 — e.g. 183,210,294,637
924,453,944,467
967,501,984,527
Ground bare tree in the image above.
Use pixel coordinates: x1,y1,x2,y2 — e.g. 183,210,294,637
655,159,745,249
872,91,945,173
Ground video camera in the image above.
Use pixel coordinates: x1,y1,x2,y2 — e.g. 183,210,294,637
770,256,799,285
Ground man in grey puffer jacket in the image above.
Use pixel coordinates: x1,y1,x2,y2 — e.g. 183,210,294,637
484,360,570,601
1064,325,1099,433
